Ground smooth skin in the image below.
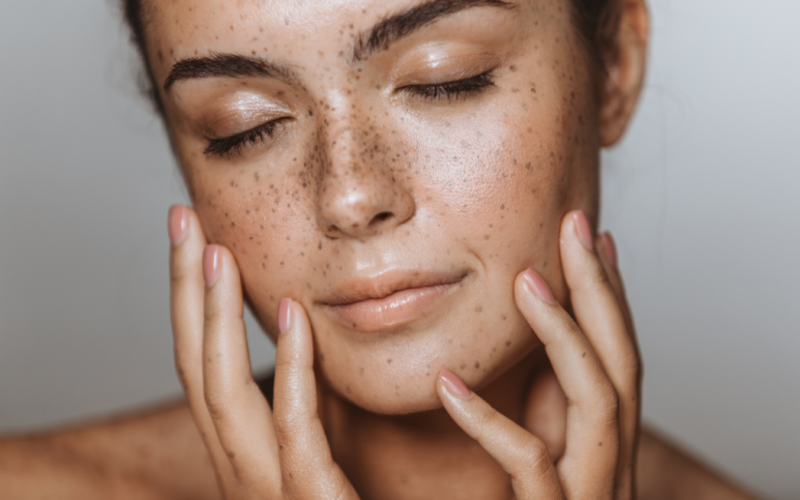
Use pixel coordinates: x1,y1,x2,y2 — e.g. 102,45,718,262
0,0,763,498
174,207,637,499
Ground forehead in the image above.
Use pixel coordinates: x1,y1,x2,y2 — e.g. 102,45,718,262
144,0,550,67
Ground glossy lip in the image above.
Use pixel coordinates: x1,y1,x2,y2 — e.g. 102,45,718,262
321,270,468,332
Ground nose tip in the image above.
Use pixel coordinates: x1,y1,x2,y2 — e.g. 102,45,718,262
320,181,414,238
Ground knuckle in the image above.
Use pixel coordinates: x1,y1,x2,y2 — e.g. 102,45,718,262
203,306,222,324
514,437,555,483
204,392,229,422
595,389,620,427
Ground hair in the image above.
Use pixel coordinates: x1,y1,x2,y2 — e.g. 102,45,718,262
121,0,621,116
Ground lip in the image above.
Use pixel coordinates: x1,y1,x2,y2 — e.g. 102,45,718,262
321,270,467,332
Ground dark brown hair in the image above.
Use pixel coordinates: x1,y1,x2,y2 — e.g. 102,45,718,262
121,0,620,116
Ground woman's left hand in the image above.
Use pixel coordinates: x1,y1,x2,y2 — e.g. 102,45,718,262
435,210,642,500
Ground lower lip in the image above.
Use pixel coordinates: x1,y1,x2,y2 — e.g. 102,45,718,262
327,282,461,332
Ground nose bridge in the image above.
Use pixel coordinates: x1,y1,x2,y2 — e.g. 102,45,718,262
315,98,414,238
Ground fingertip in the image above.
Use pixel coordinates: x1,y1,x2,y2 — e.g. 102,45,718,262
571,210,595,251
598,232,618,269
168,204,188,247
278,298,293,335
203,245,221,288
438,369,473,400
520,268,557,305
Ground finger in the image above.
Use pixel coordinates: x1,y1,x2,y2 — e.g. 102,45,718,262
596,231,642,499
596,232,636,341
202,244,281,493
168,205,235,484
272,299,358,500
560,211,640,500
522,365,567,462
437,369,563,500
514,268,619,497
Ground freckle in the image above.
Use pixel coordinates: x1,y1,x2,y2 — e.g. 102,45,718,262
360,367,365,374
280,261,285,266
460,363,466,370
502,314,507,321
387,358,392,364
474,306,482,313
320,353,325,362
346,385,352,394
598,442,603,447
505,341,512,347
279,445,284,450
509,65,517,72
582,352,586,358
483,235,490,240
474,362,480,369
227,451,235,459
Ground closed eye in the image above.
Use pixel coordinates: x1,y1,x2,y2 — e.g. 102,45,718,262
402,71,496,101
204,118,290,158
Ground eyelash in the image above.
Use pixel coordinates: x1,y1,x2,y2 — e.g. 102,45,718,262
404,71,496,101
204,119,287,158
205,72,495,158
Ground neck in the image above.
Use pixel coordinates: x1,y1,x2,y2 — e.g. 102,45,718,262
321,348,546,500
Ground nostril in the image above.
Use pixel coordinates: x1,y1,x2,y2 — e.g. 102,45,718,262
373,212,392,224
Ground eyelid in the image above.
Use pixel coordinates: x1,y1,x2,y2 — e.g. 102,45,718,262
200,92,292,139
393,51,501,86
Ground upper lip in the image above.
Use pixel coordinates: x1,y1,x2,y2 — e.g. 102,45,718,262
320,269,467,306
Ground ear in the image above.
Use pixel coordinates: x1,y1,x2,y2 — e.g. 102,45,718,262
599,0,649,147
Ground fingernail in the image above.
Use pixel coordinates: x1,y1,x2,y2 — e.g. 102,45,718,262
278,298,293,335
600,232,618,269
203,245,221,288
168,205,188,246
439,369,472,399
522,268,557,305
572,210,594,251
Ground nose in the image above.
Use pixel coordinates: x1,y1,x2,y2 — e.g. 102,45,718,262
316,114,415,239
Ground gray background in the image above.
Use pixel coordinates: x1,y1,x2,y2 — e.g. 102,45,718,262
1,1,798,498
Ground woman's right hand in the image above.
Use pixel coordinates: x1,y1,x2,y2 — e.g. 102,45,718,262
168,204,360,500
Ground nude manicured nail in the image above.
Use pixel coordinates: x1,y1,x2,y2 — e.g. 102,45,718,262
522,268,557,305
278,298,293,335
203,245,221,288
573,210,594,251
600,232,618,269
439,369,472,399
168,205,188,246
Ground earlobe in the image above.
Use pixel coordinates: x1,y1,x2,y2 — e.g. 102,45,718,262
599,0,649,147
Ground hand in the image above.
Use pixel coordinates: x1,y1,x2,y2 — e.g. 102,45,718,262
168,205,360,500
435,210,642,500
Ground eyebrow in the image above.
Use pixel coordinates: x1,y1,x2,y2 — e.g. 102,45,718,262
163,0,515,91
352,0,516,62
163,52,297,92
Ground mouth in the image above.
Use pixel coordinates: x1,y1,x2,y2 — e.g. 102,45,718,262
321,270,467,332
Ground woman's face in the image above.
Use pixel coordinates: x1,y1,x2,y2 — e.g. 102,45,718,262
147,0,602,414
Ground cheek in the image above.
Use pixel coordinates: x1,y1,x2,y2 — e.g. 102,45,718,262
182,147,327,335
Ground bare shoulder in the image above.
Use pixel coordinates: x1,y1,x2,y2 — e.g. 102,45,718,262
0,400,219,500
637,425,762,500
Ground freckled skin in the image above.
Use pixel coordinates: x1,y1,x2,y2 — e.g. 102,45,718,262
151,0,598,418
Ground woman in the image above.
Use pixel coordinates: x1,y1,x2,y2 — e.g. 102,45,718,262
0,0,761,498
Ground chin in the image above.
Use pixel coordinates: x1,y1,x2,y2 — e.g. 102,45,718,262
312,312,539,416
